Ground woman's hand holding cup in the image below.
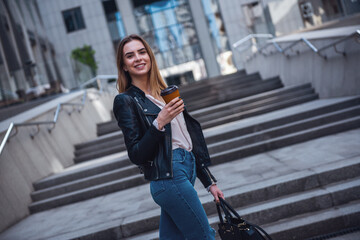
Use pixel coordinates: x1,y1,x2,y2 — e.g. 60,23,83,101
156,97,184,130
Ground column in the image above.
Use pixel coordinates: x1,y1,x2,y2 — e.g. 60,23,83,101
188,0,220,78
116,0,139,35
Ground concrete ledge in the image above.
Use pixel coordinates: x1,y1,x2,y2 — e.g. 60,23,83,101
0,90,84,134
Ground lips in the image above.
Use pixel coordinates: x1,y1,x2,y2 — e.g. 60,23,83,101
135,63,146,69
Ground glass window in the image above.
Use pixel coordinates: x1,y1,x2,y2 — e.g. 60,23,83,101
181,22,197,45
133,0,202,69
175,4,192,22
62,7,86,33
201,0,230,53
102,0,126,44
137,14,153,33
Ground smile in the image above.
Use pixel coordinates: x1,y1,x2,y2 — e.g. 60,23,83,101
135,64,146,69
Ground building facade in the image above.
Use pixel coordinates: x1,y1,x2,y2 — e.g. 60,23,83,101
0,0,65,107
1,0,359,107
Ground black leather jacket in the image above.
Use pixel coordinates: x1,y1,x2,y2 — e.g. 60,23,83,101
113,85,217,188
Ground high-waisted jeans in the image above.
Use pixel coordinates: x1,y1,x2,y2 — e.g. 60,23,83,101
150,148,215,240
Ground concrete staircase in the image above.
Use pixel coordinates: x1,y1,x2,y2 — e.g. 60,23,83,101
29,92,360,216
95,71,282,137
124,156,360,240
74,83,316,163
5,72,359,240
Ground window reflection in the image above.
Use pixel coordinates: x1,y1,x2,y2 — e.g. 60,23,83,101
133,0,202,69
201,0,229,55
201,0,236,75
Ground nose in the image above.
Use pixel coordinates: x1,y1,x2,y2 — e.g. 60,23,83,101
134,53,141,61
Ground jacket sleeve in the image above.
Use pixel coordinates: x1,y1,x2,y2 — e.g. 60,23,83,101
113,94,165,166
196,166,217,189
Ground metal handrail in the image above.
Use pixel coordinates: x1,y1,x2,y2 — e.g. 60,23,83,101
257,30,360,59
0,75,117,156
6,91,87,141
232,33,274,51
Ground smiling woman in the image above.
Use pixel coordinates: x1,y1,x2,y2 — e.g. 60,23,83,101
122,41,151,82
113,34,224,239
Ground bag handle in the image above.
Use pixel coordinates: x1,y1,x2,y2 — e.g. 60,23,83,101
219,197,242,219
216,198,239,225
217,198,273,240
216,202,224,225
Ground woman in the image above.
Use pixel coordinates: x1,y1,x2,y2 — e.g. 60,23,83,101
113,34,224,239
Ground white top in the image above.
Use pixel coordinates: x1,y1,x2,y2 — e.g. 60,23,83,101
146,94,193,151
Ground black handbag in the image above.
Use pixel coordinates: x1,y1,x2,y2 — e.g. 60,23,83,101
216,198,272,240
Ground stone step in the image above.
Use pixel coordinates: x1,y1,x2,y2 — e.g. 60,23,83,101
31,96,360,209
33,153,130,190
77,96,317,163
178,70,247,92
180,77,263,104
195,86,315,123
94,71,249,137
31,165,139,202
179,72,261,96
32,107,359,205
210,116,360,165
95,83,310,139
96,120,119,137
109,161,360,239
262,201,360,240
96,75,280,136
191,83,313,118
2,129,358,240
75,129,123,151
74,137,125,158
127,180,360,239
77,93,346,166
37,97,360,192
201,91,318,129
81,84,316,162
29,174,147,213
186,77,283,112
208,105,360,154
29,132,360,218
204,96,360,144
125,159,360,240
41,97,360,188
74,142,127,164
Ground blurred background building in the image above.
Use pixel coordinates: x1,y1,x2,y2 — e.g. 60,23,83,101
1,0,359,107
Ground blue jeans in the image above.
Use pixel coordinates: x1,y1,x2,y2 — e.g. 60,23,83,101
150,148,216,240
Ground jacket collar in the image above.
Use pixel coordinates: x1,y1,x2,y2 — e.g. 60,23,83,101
127,84,146,98
127,84,161,114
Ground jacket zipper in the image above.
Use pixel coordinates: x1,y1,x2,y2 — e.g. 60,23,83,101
134,96,151,127
134,95,159,179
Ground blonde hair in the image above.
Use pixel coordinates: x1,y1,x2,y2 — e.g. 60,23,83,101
116,34,167,99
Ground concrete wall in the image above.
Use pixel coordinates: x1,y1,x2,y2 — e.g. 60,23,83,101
36,0,117,89
218,0,251,70
244,37,360,98
267,0,304,36
0,89,114,232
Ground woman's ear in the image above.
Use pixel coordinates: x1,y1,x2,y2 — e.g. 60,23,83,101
123,65,128,72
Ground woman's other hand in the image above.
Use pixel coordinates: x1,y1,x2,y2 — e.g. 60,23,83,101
209,185,224,203
156,97,184,130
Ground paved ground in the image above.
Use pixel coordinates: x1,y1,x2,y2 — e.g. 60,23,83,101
0,128,359,240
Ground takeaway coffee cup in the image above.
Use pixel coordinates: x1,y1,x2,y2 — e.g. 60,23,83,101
161,85,180,104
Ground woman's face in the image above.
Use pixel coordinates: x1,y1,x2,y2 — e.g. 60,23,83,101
122,40,151,79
